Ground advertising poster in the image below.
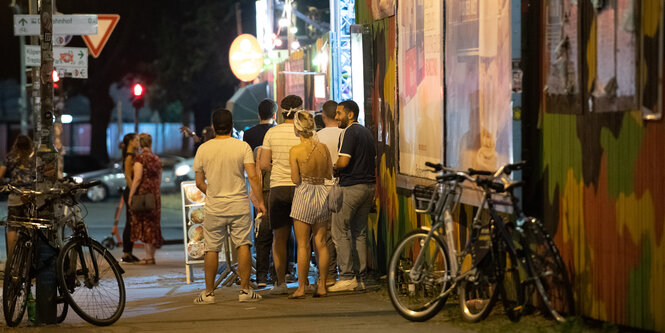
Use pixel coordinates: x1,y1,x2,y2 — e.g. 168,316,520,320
397,0,444,178
445,0,513,172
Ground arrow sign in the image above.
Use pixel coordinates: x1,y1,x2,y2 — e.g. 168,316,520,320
14,14,98,36
25,46,88,79
82,14,120,58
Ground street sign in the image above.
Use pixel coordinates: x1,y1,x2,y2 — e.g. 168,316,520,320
25,46,88,79
82,14,120,58
14,14,98,36
53,35,73,46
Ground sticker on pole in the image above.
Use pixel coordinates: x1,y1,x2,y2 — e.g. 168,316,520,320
82,14,120,58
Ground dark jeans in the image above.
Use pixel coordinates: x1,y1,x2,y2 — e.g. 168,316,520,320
122,187,134,253
255,191,273,282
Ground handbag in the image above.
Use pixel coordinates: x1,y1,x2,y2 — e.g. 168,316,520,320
131,193,156,212
327,178,343,213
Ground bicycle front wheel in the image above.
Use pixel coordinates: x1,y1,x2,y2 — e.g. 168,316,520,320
522,218,574,322
388,230,452,322
458,245,503,322
3,232,33,327
57,238,126,326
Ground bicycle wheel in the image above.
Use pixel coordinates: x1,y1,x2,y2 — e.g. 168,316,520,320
498,236,525,322
522,218,574,322
57,238,125,326
56,284,69,323
458,243,503,322
3,233,32,327
388,230,452,322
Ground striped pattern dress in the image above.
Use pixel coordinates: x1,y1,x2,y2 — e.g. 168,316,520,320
290,178,331,224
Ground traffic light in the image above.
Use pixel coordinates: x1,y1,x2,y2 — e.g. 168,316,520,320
52,70,60,89
131,83,144,109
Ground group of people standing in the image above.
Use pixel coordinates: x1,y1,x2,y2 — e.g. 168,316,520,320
118,133,164,265
193,94,376,304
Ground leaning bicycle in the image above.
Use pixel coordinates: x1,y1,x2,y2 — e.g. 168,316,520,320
388,162,505,322
2,180,126,326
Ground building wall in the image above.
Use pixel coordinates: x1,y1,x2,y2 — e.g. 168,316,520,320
356,0,664,331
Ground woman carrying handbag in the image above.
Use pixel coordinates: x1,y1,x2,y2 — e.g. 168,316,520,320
128,133,164,264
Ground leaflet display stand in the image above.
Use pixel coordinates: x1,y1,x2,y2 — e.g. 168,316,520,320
181,181,228,284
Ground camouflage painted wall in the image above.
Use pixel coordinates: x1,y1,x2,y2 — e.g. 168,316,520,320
357,0,664,331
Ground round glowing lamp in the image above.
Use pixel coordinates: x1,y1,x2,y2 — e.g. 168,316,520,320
229,34,264,82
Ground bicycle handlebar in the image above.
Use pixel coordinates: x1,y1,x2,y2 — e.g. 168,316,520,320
0,180,102,197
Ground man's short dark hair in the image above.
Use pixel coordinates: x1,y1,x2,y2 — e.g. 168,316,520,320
321,100,337,119
280,95,302,119
258,99,277,120
339,100,360,120
211,108,233,135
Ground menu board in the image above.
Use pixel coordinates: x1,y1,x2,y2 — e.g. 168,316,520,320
180,181,225,283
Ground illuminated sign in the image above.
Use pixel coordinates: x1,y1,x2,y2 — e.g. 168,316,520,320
229,34,264,82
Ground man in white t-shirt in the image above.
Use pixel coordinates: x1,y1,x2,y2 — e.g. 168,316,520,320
316,100,343,286
259,95,302,294
193,108,267,304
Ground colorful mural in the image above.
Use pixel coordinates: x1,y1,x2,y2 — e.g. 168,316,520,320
358,0,664,331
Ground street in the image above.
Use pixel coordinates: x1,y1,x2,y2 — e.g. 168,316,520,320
0,196,600,332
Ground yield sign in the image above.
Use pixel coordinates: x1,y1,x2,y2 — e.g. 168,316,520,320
82,14,120,58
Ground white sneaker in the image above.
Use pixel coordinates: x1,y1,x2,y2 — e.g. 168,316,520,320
328,279,358,292
239,289,262,302
194,291,215,304
269,283,288,295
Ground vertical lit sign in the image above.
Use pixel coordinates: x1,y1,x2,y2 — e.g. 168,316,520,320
229,34,264,82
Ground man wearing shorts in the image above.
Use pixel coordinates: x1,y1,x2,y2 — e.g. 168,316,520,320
193,108,267,304
259,95,303,294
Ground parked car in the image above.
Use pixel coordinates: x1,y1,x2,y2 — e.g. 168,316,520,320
71,154,194,202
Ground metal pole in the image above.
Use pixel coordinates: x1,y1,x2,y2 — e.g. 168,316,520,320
12,2,29,135
34,0,59,324
117,100,122,156
134,106,139,133
29,0,40,147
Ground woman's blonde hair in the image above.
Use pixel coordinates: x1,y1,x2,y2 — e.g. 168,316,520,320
294,111,315,138
139,133,152,148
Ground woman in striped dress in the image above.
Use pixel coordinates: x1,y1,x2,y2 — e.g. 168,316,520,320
288,111,332,298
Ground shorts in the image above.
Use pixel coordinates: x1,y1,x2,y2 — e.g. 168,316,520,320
269,186,295,230
202,212,252,252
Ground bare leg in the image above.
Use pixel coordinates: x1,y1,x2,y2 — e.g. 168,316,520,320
203,251,219,294
312,221,329,295
272,225,291,285
6,230,17,262
145,243,156,260
292,220,311,296
236,245,252,290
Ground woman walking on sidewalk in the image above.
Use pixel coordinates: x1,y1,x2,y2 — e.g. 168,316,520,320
128,133,164,264
287,111,332,298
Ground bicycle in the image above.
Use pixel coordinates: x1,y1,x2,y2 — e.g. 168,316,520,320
388,161,573,323
388,162,504,322
2,180,126,326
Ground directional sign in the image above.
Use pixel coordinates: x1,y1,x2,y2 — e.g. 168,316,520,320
25,46,88,79
53,35,73,46
14,14,98,36
82,14,120,58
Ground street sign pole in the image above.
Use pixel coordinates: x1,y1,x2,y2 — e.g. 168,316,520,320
35,0,59,325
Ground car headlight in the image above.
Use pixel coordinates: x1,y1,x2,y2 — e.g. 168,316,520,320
73,176,83,183
175,165,191,177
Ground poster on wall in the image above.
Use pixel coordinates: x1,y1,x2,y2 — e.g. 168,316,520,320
397,0,444,178
543,0,582,114
372,0,395,19
592,0,638,112
445,0,513,173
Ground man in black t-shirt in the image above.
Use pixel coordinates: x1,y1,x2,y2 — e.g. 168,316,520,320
328,100,377,293
243,99,277,287
244,99,276,150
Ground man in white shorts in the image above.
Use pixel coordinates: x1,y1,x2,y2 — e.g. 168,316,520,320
193,108,267,304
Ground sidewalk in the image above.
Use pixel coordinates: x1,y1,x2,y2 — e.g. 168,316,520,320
7,244,570,333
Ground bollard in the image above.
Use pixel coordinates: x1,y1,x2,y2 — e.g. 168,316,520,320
34,233,58,324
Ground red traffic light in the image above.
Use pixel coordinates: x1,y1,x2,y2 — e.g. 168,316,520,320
52,70,60,83
133,83,144,97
